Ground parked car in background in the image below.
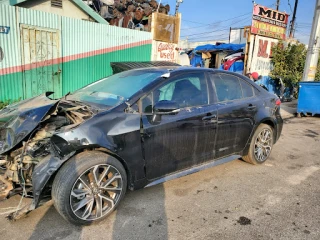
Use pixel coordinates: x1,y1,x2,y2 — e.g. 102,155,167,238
0,67,283,225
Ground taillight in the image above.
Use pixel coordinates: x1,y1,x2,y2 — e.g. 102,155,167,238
276,99,281,106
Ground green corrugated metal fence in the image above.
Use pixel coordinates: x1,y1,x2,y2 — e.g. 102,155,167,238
0,4,152,102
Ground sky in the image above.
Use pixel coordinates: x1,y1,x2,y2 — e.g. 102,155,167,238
161,0,315,44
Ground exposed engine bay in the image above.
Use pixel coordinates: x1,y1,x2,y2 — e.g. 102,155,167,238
0,97,94,219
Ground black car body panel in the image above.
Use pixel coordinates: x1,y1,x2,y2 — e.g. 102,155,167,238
0,92,58,155
0,67,283,220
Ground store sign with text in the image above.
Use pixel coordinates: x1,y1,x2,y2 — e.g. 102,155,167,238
251,4,289,40
157,42,176,62
250,36,279,76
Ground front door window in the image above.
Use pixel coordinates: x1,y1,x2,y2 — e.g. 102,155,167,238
142,72,208,113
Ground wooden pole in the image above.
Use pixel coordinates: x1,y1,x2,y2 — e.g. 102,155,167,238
276,0,280,11
289,0,299,38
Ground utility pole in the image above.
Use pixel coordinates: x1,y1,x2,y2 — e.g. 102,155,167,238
302,0,320,82
289,0,299,38
276,0,280,11
175,0,183,15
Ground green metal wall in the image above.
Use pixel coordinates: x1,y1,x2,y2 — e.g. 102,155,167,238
0,4,23,101
62,44,152,95
61,16,152,95
0,4,152,102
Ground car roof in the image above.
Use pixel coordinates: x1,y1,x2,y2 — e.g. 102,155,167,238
124,66,237,75
119,66,250,82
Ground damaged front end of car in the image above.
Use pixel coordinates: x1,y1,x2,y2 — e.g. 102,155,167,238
0,92,95,220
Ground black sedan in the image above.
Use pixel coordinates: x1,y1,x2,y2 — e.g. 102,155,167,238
0,67,283,225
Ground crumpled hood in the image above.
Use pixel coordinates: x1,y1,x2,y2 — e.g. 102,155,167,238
0,93,58,155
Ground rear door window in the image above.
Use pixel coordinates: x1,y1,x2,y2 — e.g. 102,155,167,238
211,74,242,102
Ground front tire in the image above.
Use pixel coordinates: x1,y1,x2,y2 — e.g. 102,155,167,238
242,124,274,165
52,151,127,225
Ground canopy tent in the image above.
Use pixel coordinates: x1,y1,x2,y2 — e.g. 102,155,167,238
194,43,245,52
190,43,246,71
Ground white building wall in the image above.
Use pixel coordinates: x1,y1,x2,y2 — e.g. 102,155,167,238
18,0,93,21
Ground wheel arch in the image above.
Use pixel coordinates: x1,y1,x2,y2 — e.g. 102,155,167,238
93,147,132,188
259,118,277,143
39,147,132,206
242,118,276,157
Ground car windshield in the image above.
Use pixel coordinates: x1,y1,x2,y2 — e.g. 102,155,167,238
68,69,167,107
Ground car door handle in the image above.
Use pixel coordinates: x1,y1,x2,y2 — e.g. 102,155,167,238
202,115,217,121
247,104,256,110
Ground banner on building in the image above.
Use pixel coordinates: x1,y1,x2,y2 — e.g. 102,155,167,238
251,4,289,40
250,35,279,76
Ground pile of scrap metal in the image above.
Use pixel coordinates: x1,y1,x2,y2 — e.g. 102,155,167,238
85,0,170,31
0,93,94,219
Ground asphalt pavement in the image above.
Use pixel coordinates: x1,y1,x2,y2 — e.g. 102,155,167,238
0,102,319,240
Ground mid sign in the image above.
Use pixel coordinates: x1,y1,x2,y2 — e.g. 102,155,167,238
251,4,289,40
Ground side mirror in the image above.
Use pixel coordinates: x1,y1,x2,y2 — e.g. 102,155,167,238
153,100,180,115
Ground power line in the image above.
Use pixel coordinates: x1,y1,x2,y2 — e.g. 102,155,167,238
181,12,252,30
297,22,312,25
288,0,293,13
181,16,251,38
188,36,230,42
181,28,230,38
181,19,206,25
180,2,276,31
188,34,230,41
187,32,230,39
295,26,312,29
181,3,277,41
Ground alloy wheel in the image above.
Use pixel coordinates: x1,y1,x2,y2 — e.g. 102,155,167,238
254,128,272,162
70,164,123,221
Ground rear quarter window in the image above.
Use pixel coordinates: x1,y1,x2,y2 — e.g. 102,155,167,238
240,80,254,98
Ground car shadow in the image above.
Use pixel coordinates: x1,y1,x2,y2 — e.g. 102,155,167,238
110,185,168,240
110,141,171,240
27,184,168,240
109,141,174,240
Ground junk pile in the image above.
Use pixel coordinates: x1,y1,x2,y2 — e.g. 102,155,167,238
85,0,171,31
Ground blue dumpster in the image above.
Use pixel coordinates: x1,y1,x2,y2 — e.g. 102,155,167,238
297,82,320,116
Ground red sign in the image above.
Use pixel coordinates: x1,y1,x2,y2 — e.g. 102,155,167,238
250,36,279,76
251,4,289,40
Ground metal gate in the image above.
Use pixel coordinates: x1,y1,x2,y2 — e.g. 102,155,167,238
21,25,61,99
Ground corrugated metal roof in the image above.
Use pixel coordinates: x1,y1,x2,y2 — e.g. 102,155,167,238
9,0,108,24
110,61,181,74
71,0,108,24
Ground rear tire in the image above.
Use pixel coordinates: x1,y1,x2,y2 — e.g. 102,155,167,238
52,151,127,225
242,124,274,165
